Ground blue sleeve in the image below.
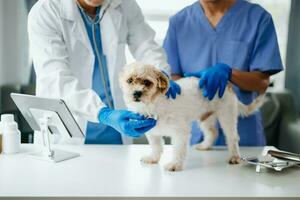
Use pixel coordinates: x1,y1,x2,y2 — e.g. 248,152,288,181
163,18,182,75
249,14,283,75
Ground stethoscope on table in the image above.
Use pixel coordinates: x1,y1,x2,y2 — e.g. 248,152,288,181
77,1,113,109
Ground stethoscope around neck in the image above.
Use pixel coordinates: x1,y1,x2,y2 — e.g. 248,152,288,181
76,1,114,109
76,1,111,24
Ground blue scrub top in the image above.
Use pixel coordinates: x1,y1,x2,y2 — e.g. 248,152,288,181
78,6,122,144
163,0,283,146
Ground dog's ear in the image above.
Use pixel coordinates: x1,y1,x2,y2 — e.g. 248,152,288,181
155,70,169,94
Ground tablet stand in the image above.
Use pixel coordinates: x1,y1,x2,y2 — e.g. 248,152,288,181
28,115,80,162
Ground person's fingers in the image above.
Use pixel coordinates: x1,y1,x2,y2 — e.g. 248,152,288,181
134,122,156,133
171,88,176,99
176,83,181,95
125,112,145,120
129,118,156,129
207,76,218,100
199,73,207,89
198,73,208,97
168,82,181,99
166,90,171,98
218,80,226,98
203,88,208,97
199,78,205,89
209,84,218,100
123,123,149,137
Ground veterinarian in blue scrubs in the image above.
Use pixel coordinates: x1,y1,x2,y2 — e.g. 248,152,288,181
163,0,283,146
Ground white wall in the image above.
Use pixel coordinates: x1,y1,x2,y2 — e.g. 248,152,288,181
0,0,30,86
126,0,195,63
137,0,195,43
136,0,195,13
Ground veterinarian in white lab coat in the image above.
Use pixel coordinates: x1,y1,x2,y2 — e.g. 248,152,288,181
28,0,181,144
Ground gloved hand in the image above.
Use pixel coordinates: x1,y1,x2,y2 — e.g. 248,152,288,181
166,80,181,99
184,63,232,100
162,71,181,99
98,107,156,138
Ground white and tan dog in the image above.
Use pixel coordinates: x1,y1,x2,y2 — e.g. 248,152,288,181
120,62,264,171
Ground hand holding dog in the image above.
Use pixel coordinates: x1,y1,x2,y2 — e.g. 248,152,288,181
184,63,232,100
162,71,181,99
166,80,181,99
98,107,156,138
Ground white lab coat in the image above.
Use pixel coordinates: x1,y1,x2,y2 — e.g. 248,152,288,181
28,0,170,144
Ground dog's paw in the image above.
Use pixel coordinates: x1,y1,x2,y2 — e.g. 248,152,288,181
194,142,211,151
140,155,159,164
164,161,183,172
228,155,241,165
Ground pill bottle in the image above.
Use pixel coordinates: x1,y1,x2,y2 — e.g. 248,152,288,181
1,114,21,154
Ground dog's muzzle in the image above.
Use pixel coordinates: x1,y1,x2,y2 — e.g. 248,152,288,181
133,91,142,102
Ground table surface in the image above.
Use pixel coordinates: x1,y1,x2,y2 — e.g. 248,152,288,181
0,144,299,198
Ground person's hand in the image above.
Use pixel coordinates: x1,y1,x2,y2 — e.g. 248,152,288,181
98,107,156,138
166,80,181,99
184,63,232,100
162,71,181,99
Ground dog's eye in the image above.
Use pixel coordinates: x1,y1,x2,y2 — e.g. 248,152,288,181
127,78,133,84
143,79,152,86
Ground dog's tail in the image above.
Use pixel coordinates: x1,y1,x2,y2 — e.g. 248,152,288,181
238,94,265,117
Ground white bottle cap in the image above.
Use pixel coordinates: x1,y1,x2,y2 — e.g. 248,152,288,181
6,123,18,132
1,114,14,123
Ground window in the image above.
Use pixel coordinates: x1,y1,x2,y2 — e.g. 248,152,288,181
0,0,31,85
127,0,291,90
125,0,195,63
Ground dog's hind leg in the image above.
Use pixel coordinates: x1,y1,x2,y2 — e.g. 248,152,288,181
217,108,241,164
140,134,163,164
195,113,217,150
164,134,189,171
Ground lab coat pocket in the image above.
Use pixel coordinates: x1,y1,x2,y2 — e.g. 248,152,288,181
218,40,250,71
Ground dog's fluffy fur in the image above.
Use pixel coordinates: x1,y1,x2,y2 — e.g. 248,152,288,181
120,63,264,171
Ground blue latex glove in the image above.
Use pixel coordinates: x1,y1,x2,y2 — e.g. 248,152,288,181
184,63,232,100
166,80,181,99
98,107,156,138
162,71,181,99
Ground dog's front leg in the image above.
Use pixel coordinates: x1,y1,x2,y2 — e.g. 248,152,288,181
164,134,189,171
140,134,163,164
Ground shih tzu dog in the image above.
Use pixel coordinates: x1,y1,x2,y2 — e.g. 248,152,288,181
119,62,264,171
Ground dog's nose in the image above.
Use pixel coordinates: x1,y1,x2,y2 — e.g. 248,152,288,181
133,91,143,98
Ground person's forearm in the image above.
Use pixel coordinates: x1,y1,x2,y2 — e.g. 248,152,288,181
230,70,270,94
172,70,270,94
171,74,182,81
